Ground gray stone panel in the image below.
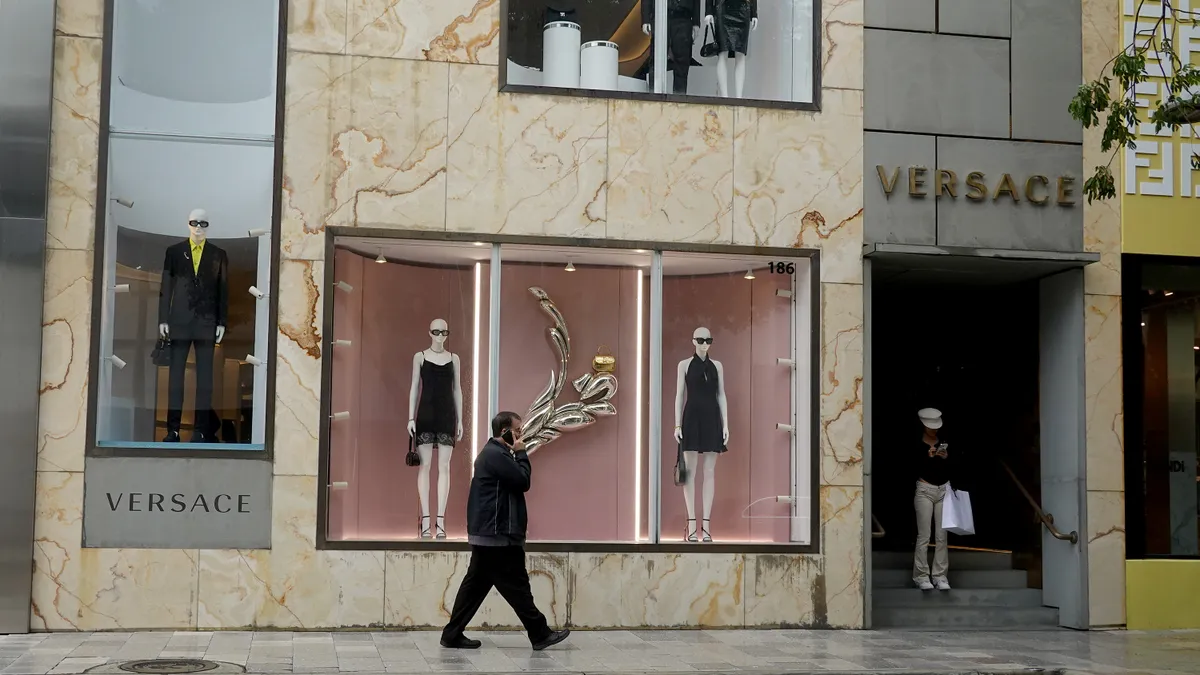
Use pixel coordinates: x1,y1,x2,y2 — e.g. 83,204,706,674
935,137,1084,252
865,132,937,245
865,0,936,31
865,30,1010,138
1012,0,1083,143
939,0,1011,38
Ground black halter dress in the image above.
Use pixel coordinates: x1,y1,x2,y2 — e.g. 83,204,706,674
415,356,456,447
681,355,726,453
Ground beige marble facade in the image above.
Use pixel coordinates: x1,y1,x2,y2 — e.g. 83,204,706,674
33,0,869,630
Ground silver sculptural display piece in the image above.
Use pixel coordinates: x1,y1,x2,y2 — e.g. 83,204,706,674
522,286,618,454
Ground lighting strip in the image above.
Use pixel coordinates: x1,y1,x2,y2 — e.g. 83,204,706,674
472,262,482,467
634,269,645,542
648,251,664,542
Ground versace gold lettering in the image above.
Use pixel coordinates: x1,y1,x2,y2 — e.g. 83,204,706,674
965,172,988,201
1057,176,1076,205
994,173,1019,202
877,165,901,195
936,170,958,198
1026,175,1050,205
909,167,928,197
874,165,1076,206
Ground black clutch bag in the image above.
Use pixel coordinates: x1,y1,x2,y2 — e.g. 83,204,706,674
151,337,171,367
673,442,688,486
700,25,720,58
405,434,421,467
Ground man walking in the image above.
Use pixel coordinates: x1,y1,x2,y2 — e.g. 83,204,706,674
440,411,570,651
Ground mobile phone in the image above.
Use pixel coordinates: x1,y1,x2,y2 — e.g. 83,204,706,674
501,428,515,446
938,443,949,451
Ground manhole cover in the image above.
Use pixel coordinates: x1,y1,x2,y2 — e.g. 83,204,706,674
118,660,220,674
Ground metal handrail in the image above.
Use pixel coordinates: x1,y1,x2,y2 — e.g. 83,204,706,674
999,460,1079,544
871,513,885,539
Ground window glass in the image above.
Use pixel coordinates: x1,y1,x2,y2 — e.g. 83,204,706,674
94,0,280,450
504,0,815,104
659,253,809,543
326,240,492,542
497,246,652,543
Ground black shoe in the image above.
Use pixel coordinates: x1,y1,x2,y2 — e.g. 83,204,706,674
189,431,209,443
163,431,180,442
439,635,481,649
532,629,569,651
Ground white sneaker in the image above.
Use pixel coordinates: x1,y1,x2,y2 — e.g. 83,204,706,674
935,580,952,591
916,579,934,591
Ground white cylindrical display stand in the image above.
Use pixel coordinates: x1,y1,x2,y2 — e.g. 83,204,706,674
543,21,581,88
580,41,619,91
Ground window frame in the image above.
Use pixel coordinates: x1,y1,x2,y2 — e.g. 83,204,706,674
84,0,288,461
316,227,821,554
496,0,824,112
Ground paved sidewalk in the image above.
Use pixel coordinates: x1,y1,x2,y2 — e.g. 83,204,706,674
0,629,1197,675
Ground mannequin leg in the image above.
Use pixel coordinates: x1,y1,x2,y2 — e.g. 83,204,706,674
733,53,748,98
716,53,730,97
417,445,435,519
701,453,718,521
682,450,699,523
436,446,453,518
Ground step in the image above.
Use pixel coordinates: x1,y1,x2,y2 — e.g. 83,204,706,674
873,568,1029,589
873,550,1014,570
873,605,1060,629
874,587,1043,608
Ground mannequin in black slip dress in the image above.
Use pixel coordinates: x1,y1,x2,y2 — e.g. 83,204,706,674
673,326,729,543
407,318,464,539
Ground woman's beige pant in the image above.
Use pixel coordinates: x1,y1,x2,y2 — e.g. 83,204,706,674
913,481,948,583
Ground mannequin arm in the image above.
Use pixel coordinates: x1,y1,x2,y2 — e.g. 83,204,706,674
751,0,758,19
407,351,422,435
158,249,175,329
641,0,652,26
674,360,686,440
706,0,716,18
715,360,729,441
693,0,703,24
452,353,464,439
215,248,229,328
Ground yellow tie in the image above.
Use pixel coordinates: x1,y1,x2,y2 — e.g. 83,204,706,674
190,240,204,275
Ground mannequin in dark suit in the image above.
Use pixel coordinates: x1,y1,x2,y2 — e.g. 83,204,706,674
642,0,703,94
158,208,228,442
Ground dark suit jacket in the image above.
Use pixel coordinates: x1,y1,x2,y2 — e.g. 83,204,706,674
158,240,228,340
644,0,703,23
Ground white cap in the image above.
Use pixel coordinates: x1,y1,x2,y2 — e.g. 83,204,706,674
918,407,943,429
188,208,208,222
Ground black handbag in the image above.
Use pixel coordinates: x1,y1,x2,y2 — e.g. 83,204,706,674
673,442,688,486
405,434,421,467
151,337,171,367
700,24,720,58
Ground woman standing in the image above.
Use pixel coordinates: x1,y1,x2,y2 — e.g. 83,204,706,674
914,408,951,591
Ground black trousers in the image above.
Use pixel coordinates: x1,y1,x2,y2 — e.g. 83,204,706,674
167,336,215,434
667,12,696,94
442,546,550,644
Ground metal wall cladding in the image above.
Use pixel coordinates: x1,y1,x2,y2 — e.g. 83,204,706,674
0,0,55,218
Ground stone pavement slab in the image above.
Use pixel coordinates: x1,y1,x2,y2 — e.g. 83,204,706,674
0,630,1196,675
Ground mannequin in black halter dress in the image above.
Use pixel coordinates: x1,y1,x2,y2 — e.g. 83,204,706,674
407,319,463,540
673,327,729,543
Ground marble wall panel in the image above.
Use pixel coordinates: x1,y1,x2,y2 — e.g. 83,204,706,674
30,471,83,631
732,90,864,284
819,283,864,488
446,65,608,237
56,0,103,38
275,260,324,477
1085,295,1123,493
288,0,349,55
281,52,353,260
38,249,92,474
821,485,863,628
569,553,744,628
823,0,865,91
1087,490,1126,627
1081,0,1121,297
347,0,499,65
197,476,386,628
606,101,735,244
47,36,101,252
743,554,821,627
341,57,449,230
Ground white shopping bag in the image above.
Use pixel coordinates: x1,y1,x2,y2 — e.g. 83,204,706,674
941,482,975,536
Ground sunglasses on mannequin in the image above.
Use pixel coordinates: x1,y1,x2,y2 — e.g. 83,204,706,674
430,329,450,337
693,337,714,344
189,220,210,228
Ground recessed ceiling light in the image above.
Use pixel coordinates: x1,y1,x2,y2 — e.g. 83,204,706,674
565,261,576,272
744,269,756,280
375,253,386,264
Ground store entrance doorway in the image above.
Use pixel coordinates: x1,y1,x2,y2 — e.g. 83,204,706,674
865,254,1088,630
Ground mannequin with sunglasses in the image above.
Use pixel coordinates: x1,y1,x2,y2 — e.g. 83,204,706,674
673,326,729,542
407,318,464,539
158,208,228,443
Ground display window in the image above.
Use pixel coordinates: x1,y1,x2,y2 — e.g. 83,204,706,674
92,0,281,451
502,0,816,105
323,235,813,547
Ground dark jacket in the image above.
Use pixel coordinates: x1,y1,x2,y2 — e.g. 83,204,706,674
643,0,702,23
466,438,531,539
158,240,229,339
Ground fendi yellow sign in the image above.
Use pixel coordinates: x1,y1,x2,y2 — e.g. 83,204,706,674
876,166,1077,206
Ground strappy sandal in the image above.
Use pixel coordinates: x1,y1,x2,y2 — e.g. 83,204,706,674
686,518,698,543
435,515,447,539
701,519,712,543
419,515,432,539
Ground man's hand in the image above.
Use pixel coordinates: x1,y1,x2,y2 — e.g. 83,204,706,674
510,430,526,453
